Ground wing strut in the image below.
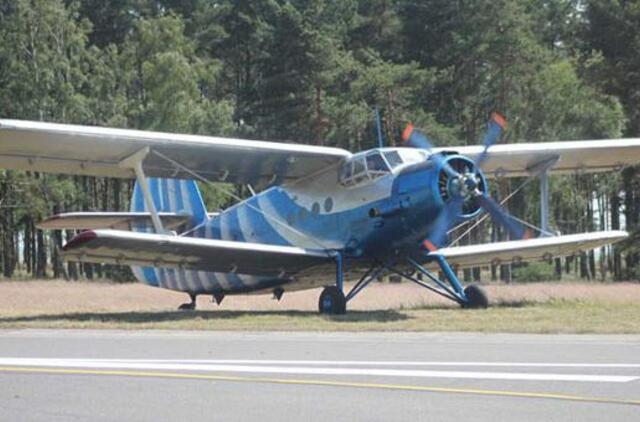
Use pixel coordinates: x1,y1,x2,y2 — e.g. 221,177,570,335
525,155,559,236
119,147,168,234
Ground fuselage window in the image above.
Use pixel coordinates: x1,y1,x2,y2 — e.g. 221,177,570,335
324,197,333,212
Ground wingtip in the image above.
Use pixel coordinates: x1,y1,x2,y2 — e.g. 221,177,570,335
63,230,97,251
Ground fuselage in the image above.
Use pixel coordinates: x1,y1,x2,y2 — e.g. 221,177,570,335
134,147,484,295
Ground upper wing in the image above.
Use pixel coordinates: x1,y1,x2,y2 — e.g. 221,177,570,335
434,231,627,270
0,119,350,186
62,229,334,277
436,139,640,177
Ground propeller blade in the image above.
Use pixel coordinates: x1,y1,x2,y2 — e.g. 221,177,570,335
402,123,460,177
474,112,507,168
476,193,533,240
401,123,436,150
422,196,464,252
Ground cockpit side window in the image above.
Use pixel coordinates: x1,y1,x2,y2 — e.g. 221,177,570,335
365,152,390,178
383,151,403,169
340,161,353,181
351,158,368,184
340,158,366,186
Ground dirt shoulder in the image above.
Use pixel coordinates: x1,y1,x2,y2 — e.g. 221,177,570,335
0,280,638,333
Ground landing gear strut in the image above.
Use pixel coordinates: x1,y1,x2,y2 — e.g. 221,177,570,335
319,251,347,315
387,255,489,309
178,293,197,310
319,252,389,315
317,251,488,313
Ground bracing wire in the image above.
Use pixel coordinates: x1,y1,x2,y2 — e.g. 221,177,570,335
448,174,554,247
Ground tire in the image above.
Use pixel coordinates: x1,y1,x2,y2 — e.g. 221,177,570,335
462,284,489,309
318,286,347,314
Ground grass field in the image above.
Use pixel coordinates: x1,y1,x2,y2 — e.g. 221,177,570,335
0,280,639,333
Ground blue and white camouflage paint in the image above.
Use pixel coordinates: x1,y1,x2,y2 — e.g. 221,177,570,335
130,148,482,295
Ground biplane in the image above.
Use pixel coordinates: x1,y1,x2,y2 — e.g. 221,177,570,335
0,115,637,313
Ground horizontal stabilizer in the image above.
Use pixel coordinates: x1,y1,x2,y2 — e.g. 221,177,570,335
62,230,333,277
434,231,628,270
38,212,192,231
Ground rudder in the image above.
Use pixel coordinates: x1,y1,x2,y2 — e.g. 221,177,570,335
130,178,208,231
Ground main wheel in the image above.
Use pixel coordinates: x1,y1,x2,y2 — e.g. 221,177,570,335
178,302,195,310
462,284,489,309
318,286,346,314
178,294,197,310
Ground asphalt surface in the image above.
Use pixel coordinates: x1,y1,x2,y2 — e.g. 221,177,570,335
0,330,638,421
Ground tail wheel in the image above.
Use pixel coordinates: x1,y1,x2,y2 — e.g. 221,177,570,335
462,284,489,309
318,286,346,314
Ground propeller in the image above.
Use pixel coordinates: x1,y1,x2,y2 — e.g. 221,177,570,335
402,123,459,177
403,113,534,253
474,112,507,168
475,193,533,240
422,196,464,252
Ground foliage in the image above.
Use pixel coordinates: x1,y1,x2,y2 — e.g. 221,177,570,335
512,262,557,282
0,0,637,281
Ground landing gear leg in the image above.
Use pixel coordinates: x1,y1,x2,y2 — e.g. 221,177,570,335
387,255,489,308
212,292,225,305
319,251,347,314
178,293,197,310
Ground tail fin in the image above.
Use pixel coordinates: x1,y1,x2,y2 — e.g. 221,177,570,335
130,178,207,232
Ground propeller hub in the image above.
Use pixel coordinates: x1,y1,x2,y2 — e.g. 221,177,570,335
437,156,486,218
462,172,479,193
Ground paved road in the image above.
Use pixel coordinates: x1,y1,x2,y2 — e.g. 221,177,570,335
0,330,638,421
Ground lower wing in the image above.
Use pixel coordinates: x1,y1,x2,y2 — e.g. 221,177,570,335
62,230,334,278
38,212,192,231
434,231,627,270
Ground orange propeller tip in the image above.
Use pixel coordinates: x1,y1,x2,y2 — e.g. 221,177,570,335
492,112,507,129
422,239,438,252
402,123,414,142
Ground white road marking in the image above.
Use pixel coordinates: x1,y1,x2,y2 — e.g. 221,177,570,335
0,358,637,383
93,359,640,368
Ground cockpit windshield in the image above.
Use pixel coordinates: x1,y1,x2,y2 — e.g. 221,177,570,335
383,151,403,169
366,152,388,175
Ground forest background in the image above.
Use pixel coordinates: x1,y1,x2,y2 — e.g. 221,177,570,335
0,0,639,283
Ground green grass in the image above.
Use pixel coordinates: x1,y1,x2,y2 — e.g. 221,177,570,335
1,299,639,333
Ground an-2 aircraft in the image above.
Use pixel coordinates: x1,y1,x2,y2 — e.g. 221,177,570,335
1,115,638,314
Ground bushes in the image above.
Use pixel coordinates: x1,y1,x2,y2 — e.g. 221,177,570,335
512,262,556,282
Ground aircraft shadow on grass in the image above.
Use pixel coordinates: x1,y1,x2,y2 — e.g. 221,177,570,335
0,309,410,325
0,301,540,326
